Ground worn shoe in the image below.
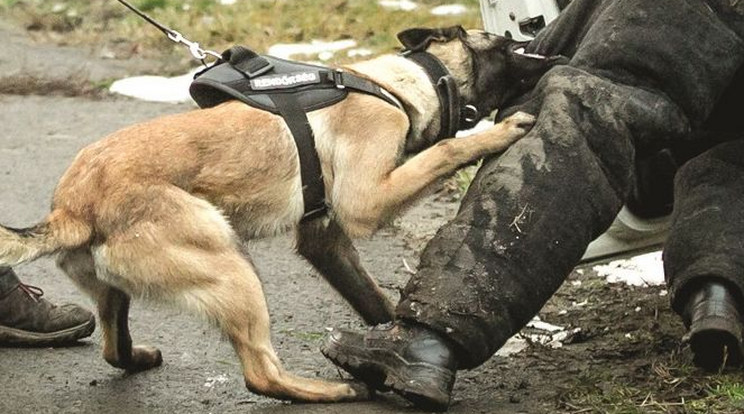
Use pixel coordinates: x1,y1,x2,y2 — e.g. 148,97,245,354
683,282,744,371
0,283,95,346
321,322,457,411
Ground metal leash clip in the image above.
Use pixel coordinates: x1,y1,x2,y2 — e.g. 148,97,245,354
165,29,222,62
116,0,222,66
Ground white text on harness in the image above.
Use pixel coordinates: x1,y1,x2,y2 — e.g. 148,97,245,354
250,71,321,90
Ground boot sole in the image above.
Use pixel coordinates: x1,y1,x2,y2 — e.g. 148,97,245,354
322,334,454,411
688,316,744,371
0,316,95,347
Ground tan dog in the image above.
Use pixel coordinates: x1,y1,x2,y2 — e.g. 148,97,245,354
0,27,561,402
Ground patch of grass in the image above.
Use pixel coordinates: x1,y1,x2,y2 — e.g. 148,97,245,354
705,376,744,412
438,161,481,201
559,370,647,414
453,162,480,195
559,351,744,414
0,73,108,98
4,0,483,71
280,329,325,342
138,0,169,12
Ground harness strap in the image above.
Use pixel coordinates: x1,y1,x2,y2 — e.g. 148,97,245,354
330,70,401,109
406,52,459,139
268,94,328,221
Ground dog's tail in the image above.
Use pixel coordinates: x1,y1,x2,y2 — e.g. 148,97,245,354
0,209,92,267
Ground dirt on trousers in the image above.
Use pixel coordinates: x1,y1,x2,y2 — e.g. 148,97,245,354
0,18,741,414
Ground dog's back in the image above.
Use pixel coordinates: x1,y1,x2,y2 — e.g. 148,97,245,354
54,101,308,241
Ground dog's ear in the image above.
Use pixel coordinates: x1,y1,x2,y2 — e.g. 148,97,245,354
397,26,466,51
506,41,568,82
438,25,467,41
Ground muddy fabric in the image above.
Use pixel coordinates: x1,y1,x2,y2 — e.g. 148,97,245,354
664,139,744,316
396,0,744,369
0,266,20,296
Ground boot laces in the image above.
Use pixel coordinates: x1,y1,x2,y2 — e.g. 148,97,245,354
18,283,45,303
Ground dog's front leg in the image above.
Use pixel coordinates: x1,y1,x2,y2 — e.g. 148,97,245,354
296,217,395,325
379,112,535,207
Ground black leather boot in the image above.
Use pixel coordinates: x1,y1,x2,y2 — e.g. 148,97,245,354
322,321,457,411
683,281,744,371
0,270,95,347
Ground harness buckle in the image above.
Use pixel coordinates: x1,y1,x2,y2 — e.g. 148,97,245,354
334,69,346,89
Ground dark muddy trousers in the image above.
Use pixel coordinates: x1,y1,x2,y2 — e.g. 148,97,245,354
665,139,744,316
396,0,744,368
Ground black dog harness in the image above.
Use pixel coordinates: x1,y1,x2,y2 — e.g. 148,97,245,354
190,46,401,220
189,46,478,221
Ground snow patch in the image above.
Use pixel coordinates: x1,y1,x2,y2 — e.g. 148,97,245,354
431,4,468,16
497,336,529,356
592,251,665,287
347,48,373,58
456,119,493,137
267,39,357,60
497,317,579,356
109,69,199,104
204,373,229,388
526,319,564,332
378,0,418,11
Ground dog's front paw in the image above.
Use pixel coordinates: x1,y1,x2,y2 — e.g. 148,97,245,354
502,111,536,138
478,111,536,153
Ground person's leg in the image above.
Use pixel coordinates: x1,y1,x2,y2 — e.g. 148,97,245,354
324,0,744,409
664,139,744,370
400,0,743,366
323,65,651,410
0,266,95,346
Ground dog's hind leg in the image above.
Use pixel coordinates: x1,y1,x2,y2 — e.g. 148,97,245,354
57,248,106,301
57,248,161,372
94,187,367,401
296,217,394,325
151,243,369,401
198,255,368,402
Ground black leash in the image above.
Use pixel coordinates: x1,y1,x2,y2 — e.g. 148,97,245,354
115,0,221,65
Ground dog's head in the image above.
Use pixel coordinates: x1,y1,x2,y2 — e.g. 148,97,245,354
397,26,566,121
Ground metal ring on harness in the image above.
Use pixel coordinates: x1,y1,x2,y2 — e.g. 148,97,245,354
461,105,480,127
